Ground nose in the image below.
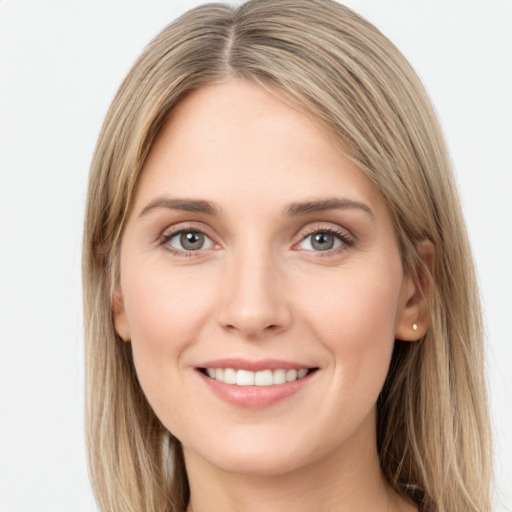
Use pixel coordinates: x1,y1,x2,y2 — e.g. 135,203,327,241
216,248,292,339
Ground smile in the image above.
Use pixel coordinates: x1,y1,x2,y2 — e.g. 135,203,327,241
204,367,311,386
196,359,319,407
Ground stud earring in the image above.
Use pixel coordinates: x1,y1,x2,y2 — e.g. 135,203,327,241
412,323,418,331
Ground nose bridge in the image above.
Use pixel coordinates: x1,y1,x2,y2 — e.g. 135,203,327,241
217,240,291,337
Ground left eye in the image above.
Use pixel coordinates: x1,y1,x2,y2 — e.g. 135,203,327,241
299,231,346,252
166,230,215,252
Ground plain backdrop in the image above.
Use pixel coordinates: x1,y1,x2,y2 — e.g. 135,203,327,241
0,1,511,511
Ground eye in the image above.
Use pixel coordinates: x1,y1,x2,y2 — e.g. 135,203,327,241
298,229,351,252
164,230,215,252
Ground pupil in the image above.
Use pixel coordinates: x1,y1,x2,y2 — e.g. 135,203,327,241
312,232,334,251
181,231,204,250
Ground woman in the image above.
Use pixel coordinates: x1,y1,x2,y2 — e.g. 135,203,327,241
82,1,493,511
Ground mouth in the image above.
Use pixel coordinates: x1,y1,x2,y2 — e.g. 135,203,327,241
195,360,319,408
199,367,318,386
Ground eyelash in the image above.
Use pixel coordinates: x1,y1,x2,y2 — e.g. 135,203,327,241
296,226,355,256
158,224,355,257
158,224,215,257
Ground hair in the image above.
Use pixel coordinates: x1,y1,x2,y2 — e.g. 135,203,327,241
82,1,492,511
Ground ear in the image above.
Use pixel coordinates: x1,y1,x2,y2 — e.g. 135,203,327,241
112,288,131,342
395,240,435,342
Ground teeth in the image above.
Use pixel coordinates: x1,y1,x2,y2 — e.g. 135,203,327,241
286,369,297,382
223,368,237,384
255,370,272,386
236,369,255,386
205,367,311,386
273,369,286,384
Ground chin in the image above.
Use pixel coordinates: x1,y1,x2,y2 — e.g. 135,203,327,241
205,449,310,477
183,426,322,477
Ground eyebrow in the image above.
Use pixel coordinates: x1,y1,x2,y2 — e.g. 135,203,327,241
283,198,375,219
139,196,374,220
139,197,223,217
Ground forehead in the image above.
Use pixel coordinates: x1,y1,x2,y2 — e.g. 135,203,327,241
134,78,388,219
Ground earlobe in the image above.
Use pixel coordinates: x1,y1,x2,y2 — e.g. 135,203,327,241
113,288,131,342
395,239,435,342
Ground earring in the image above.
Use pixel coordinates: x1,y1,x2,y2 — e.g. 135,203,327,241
412,323,418,331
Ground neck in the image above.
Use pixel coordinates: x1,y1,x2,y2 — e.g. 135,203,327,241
183,414,416,512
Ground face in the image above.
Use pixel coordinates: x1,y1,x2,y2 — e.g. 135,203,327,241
114,78,421,476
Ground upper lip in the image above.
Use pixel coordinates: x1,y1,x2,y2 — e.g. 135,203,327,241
197,358,317,372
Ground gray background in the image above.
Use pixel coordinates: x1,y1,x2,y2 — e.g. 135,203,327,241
1,0,510,510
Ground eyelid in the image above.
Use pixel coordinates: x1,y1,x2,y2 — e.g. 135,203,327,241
293,223,355,253
156,221,355,256
158,222,219,255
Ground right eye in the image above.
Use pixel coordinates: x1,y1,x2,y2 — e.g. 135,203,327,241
163,230,215,253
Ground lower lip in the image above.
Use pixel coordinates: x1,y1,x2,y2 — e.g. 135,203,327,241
198,370,316,408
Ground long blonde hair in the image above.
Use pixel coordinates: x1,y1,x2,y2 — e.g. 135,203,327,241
82,1,492,511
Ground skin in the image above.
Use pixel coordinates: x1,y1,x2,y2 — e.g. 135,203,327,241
114,78,426,512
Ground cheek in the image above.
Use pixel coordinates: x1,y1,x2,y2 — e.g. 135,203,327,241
120,260,216,405
299,264,402,345
296,265,402,412
123,258,213,343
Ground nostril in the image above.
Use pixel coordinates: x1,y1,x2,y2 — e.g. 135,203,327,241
224,323,278,332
